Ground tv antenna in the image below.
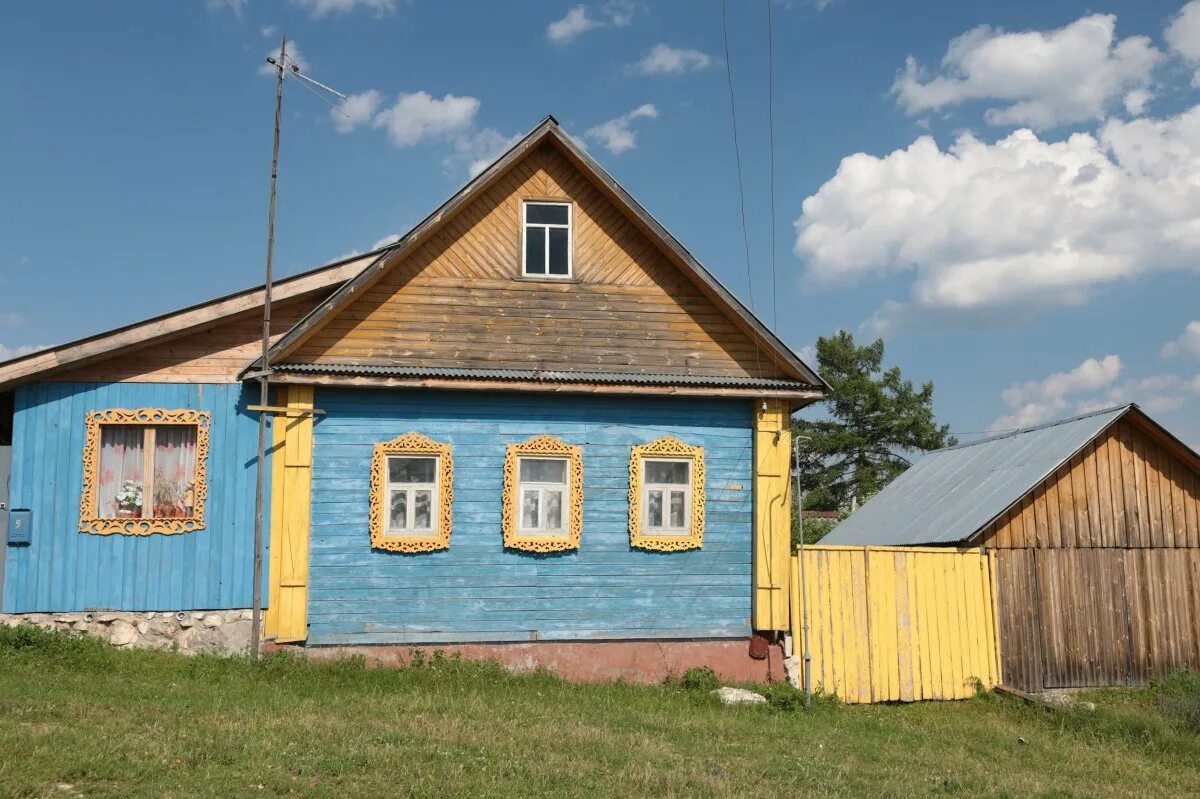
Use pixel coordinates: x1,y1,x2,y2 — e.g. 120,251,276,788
250,36,347,658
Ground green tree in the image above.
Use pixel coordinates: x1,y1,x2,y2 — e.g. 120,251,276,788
795,331,956,513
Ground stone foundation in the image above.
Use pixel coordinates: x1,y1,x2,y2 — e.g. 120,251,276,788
0,610,254,656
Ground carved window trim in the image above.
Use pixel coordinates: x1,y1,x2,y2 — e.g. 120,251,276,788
369,432,454,553
502,434,583,553
629,436,705,552
79,408,211,536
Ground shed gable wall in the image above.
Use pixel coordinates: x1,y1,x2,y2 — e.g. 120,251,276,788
980,419,1200,549
287,143,780,378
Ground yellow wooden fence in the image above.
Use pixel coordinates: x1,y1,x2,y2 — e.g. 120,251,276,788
790,545,1001,703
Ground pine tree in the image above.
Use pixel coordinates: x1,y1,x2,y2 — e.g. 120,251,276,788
795,331,956,511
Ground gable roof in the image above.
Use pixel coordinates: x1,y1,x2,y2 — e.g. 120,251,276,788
247,116,825,391
821,404,1200,547
0,249,379,392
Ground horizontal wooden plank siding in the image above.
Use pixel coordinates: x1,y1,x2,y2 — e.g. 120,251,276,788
290,143,785,378
306,389,754,645
2,381,266,612
995,548,1200,691
791,545,1000,703
980,419,1200,549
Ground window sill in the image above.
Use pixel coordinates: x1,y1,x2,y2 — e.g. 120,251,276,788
516,274,580,284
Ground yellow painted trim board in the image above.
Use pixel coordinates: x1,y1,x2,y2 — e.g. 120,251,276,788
753,399,792,631
264,385,314,643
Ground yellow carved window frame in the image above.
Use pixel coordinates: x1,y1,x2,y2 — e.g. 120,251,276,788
629,436,705,552
79,408,211,536
369,432,454,553
502,434,583,553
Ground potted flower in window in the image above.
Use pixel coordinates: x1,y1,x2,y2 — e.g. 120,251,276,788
153,467,187,518
113,480,143,518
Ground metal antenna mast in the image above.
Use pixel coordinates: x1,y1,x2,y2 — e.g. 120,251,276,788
250,36,346,658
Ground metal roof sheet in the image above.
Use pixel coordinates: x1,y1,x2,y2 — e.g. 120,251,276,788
821,405,1132,546
271,362,812,390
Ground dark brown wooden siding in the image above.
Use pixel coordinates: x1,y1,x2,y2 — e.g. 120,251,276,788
979,419,1200,549
995,548,1200,691
286,143,784,378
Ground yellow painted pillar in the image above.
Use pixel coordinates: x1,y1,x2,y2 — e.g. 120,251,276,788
264,385,314,643
753,399,793,631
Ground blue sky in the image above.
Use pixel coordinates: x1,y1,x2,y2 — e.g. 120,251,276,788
2,0,1199,445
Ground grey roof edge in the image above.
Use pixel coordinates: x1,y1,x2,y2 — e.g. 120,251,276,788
243,116,827,392
942,404,1134,453
0,246,380,374
270,362,816,389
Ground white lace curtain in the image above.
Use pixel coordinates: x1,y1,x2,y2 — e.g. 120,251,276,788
97,425,197,519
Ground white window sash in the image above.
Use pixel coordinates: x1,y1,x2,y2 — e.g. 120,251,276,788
521,201,572,278
385,456,439,535
643,459,692,535
517,457,570,535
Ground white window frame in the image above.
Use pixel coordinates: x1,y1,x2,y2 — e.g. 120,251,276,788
386,454,440,535
642,458,692,535
521,200,573,278
516,455,570,535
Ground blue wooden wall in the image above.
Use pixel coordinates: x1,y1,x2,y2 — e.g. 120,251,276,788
308,389,754,645
3,382,264,612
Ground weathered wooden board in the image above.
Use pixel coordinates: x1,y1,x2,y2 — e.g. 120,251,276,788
289,143,788,379
980,419,1200,549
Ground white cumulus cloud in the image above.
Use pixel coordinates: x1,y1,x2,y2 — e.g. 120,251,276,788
585,104,658,154
991,355,1123,431
795,105,1200,331
371,92,480,148
547,2,634,44
332,90,383,133
0,343,46,363
632,44,715,75
1167,1,1200,86
446,128,524,177
292,0,395,18
893,13,1161,129
1163,321,1200,358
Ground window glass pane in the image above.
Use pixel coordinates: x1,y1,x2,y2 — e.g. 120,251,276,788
413,490,432,530
526,203,569,225
519,458,566,484
544,489,563,531
647,489,663,527
152,425,197,518
389,490,408,530
98,426,145,519
646,460,689,484
548,228,569,275
524,226,546,274
521,489,540,529
670,491,686,529
389,456,435,484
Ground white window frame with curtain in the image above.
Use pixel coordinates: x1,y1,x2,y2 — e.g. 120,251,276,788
79,408,210,536
521,201,572,278
642,458,692,535
385,454,439,535
516,456,569,535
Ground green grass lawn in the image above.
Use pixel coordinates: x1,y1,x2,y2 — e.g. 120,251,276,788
1,626,1197,799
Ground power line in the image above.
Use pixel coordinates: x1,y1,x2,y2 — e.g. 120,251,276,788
766,0,779,332
721,0,764,379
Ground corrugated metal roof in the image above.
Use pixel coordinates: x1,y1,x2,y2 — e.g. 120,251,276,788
822,405,1132,547
271,362,814,390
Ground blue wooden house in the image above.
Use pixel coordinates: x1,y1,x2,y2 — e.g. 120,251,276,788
0,118,824,679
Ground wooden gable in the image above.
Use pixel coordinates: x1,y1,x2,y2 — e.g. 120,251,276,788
980,414,1200,549
279,140,801,380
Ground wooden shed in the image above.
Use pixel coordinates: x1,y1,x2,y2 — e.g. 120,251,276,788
824,404,1200,692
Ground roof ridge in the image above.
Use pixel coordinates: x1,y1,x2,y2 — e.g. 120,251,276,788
940,403,1134,453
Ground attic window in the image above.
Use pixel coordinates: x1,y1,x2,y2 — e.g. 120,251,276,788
522,201,572,277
